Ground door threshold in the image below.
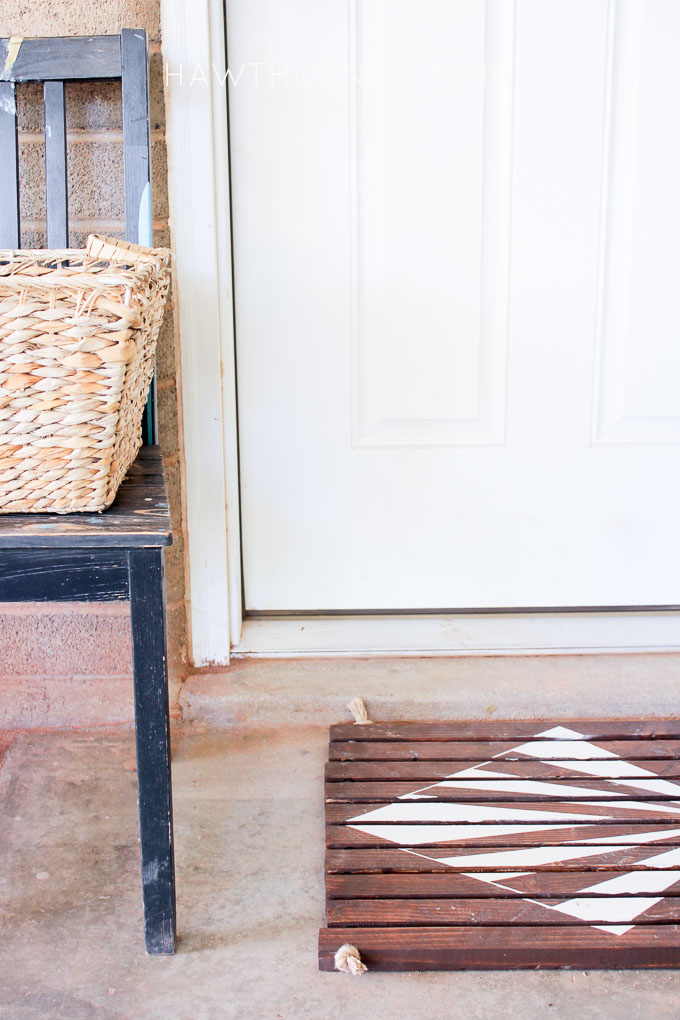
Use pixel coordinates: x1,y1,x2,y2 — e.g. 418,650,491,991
231,612,680,658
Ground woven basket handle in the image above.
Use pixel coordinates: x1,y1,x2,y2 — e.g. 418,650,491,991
86,234,170,270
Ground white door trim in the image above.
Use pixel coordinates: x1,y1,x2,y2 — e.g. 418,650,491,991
233,614,680,658
161,0,242,664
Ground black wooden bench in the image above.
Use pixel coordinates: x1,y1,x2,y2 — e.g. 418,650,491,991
0,32,176,955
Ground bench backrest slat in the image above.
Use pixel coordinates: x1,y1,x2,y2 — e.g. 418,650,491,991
121,30,152,247
0,81,20,248
44,80,69,248
0,35,122,81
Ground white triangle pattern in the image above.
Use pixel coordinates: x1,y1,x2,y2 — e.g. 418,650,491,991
347,726,680,937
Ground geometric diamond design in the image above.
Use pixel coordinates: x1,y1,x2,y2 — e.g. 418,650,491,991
347,727,680,936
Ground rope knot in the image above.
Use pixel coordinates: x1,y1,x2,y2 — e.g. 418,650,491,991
334,943,367,975
347,696,372,725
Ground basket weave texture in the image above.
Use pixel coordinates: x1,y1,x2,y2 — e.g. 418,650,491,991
0,235,170,513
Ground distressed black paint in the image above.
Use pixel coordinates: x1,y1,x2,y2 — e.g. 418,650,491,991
0,549,128,601
0,448,172,548
128,548,176,954
0,448,175,953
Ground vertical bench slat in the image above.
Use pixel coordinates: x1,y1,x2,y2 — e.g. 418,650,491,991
121,29,151,246
0,80,20,247
121,28,156,444
44,80,69,248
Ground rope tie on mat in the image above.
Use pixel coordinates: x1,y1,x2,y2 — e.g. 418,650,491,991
347,696,372,725
334,943,367,975
334,705,371,973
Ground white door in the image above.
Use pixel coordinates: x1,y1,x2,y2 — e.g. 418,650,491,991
228,0,680,614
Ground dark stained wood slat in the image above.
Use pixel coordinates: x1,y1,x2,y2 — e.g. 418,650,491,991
0,80,20,247
330,739,680,761
326,779,680,802
331,720,680,742
43,80,69,247
0,447,171,547
326,846,680,873
327,822,680,849
326,759,680,781
327,801,680,824
0,35,121,82
319,926,680,970
327,872,680,899
321,720,680,970
327,897,680,927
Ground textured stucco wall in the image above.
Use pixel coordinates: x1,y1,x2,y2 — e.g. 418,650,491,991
0,1,188,710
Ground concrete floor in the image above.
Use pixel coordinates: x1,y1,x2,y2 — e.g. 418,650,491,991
3,658,680,1018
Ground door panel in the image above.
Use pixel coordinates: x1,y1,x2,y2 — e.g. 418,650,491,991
352,0,511,447
228,0,680,612
594,0,680,442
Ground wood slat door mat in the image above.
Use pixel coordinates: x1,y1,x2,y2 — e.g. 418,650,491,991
319,720,680,971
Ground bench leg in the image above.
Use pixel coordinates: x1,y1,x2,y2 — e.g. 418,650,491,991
128,547,176,954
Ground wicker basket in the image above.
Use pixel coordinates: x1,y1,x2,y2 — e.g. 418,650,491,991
0,235,170,513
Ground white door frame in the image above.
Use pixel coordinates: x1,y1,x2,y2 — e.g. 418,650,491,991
161,0,241,664
161,0,680,664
